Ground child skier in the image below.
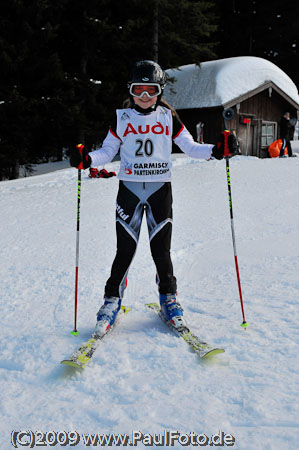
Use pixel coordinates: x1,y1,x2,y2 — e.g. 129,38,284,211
70,60,226,335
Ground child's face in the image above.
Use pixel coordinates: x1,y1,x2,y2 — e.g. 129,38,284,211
131,84,159,109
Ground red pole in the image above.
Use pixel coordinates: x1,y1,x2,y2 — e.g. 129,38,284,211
71,144,84,335
223,130,249,328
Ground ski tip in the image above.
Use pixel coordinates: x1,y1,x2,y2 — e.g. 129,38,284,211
70,330,79,336
60,360,84,369
120,305,131,314
240,321,249,328
145,302,160,309
201,348,225,359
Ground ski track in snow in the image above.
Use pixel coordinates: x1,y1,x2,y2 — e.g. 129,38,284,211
1,155,299,449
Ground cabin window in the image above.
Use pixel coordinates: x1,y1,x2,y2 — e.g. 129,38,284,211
261,122,277,147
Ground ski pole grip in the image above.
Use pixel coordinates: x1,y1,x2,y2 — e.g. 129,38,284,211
76,144,85,169
223,130,231,157
76,143,84,154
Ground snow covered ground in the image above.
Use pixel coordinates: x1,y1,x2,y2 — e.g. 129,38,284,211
1,154,299,449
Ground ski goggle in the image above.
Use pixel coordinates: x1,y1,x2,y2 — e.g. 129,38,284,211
129,83,162,98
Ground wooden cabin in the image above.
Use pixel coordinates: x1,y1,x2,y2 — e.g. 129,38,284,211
164,57,299,157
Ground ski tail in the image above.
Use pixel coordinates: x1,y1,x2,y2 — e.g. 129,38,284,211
61,306,130,369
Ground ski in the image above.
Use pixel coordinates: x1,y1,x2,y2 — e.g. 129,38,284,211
61,305,130,369
146,302,224,359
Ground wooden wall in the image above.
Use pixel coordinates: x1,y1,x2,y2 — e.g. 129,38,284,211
174,89,297,158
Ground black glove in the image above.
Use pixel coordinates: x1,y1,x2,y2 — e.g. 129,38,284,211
211,144,223,160
212,131,238,160
70,144,91,169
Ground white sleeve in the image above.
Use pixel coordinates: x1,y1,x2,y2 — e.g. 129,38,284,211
174,125,214,159
89,130,121,167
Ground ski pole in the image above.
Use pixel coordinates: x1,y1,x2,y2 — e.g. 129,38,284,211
222,116,249,328
71,143,84,336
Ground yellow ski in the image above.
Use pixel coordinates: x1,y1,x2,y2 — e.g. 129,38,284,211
61,306,130,369
146,303,224,359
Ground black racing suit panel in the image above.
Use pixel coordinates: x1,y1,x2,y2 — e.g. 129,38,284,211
104,180,177,298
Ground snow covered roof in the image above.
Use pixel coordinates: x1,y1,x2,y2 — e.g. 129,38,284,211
164,56,299,110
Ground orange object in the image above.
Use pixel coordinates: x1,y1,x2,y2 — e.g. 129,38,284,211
268,139,288,158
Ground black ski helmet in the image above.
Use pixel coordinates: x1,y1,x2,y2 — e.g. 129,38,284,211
128,60,166,88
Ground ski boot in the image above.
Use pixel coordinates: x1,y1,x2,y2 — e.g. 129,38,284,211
159,293,187,329
95,296,121,335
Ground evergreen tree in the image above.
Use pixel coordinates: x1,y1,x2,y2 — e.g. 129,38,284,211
158,0,218,67
0,0,219,180
0,0,109,179
215,0,299,88
109,0,217,68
